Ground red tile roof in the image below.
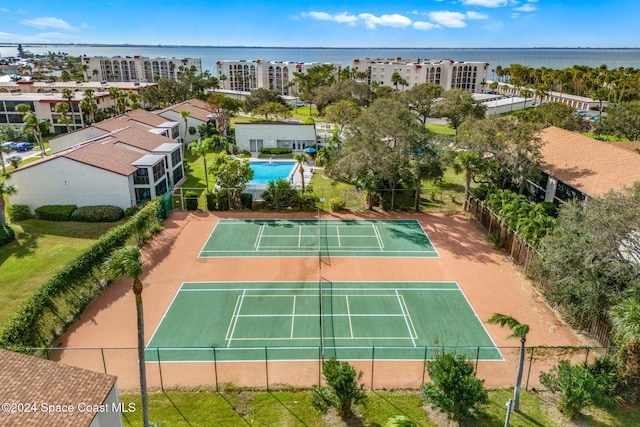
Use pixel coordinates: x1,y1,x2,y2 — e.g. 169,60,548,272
540,126,640,198
0,349,117,427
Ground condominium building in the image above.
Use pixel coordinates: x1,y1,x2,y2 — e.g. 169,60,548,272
215,60,341,96
81,56,202,83
352,58,489,93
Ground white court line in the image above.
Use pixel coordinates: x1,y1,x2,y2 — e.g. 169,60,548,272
196,220,222,258
373,224,384,251
399,295,419,339
395,289,416,347
226,290,246,348
254,224,265,250
145,282,187,349
291,295,297,339
336,226,342,247
233,313,407,317
346,296,353,338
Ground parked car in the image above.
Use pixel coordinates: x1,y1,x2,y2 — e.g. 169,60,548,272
15,142,34,152
1,141,16,151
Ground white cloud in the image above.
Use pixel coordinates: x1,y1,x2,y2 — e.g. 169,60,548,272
514,4,537,12
301,11,359,26
358,13,412,29
461,0,508,7
413,21,438,30
466,11,489,20
428,11,467,28
21,17,80,31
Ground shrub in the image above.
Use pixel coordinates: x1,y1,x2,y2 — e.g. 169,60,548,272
124,206,140,217
297,189,319,211
262,179,298,210
0,225,15,246
215,189,230,211
237,150,252,158
9,204,32,221
34,205,77,221
259,147,293,155
422,351,488,421
206,191,217,211
184,191,199,211
240,192,253,209
70,205,125,222
540,359,612,418
312,358,366,419
329,197,346,212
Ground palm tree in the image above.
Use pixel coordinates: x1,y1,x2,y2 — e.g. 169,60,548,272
53,102,72,133
486,313,529,412
80,89,97,124
0,179,17,226
187,138,214,191
294,153,309,191
610,293,640,403
22,112,46,156
453,150,484,201
103,246,150,427
180,110,191,144
219,73,227,90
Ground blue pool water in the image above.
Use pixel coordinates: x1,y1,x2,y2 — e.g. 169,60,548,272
248,161,296,185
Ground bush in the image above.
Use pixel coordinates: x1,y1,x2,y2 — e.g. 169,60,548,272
184,191,199,211
206,191,217,211
259,147,293,155
214,189,229,211
262,179,298,210
237,150,252,158
70,205,125,222
0,225,15,246
297,189,319,210
34,205,77,221
124,206,140,217
329,197,346,212
9,204,32,221
540,359,613,418
422,351,488,421
312,358,366,419
240,192,253,209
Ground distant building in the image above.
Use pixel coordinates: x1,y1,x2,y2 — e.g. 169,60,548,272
215,60,341,96
0,80,155,134
81,56,202,83
0,348,123,427
352,58,489,93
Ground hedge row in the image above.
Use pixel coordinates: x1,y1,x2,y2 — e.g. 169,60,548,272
0,225,15,246
33,204,125,222
0,199,161,351
259,147,293,155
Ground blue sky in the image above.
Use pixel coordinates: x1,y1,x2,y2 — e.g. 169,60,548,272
0,0,638,48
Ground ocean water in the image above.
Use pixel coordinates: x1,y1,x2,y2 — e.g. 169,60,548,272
2,44,640,73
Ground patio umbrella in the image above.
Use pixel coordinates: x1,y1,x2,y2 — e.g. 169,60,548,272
303,147,316,153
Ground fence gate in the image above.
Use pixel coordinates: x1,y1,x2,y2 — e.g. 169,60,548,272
157,190,174,220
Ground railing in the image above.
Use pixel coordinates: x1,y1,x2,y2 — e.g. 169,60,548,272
34,345,615,391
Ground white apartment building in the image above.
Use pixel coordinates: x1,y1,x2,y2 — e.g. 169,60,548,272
352,58,489,93
81,56,202,83
215,60,341,96
0,80,155,134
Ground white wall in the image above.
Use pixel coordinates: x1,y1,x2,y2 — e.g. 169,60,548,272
89,384,124,427
157,110,204,145
8,157,134,211
235,123,316,152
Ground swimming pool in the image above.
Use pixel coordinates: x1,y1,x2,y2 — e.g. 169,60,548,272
248,161,296,185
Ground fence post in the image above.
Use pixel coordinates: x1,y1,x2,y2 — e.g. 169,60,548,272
101,348,107,374
422,346,428,386
370,346,375,390
213,347,219,392
265,347,269,391
156,348,164,393
475,346,480,372
584,347,590,364
525,347,535,391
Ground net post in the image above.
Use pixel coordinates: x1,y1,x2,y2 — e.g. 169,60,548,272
265,346,269,391
422,346,428,386
370,346,375,390
525,346,535,391
213,347,219,392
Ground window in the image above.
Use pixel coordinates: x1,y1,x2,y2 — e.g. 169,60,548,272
133,168,149,185
152,161,165,182
155,178,167,196
172,167,183,185
171,149,182,166
135,188,151,203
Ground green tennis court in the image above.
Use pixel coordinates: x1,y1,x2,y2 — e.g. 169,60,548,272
145,281,501,362
199,219,438,257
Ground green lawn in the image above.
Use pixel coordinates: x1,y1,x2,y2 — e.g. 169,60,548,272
118,389,640,426
0,219,122,325
425,122,456,136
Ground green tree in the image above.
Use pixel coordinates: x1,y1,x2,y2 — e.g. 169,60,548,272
609,290,640,402
187,138,215,190
596,101,640,141
391,72,408,91
244,88,285,112
291,64,338,113
207,93,244,137
209,153,253,208
402,83,443,125
421,351,488,421
433,89,486,132
312,357,366,419
54,102,72,133
251,101,291,121
103,246,150,427
324,100,361,132
540,360,611,418
180,109,191,144
0,179,17,226
22,112,47,156
486,313,530,412
80,89,98,124
453,150,485,197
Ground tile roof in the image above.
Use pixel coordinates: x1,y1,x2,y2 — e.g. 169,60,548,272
63,138,142,176
0,349,117,427
125,109,173,127
540,126,640,198
111,125,176,152
160,98,213,122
